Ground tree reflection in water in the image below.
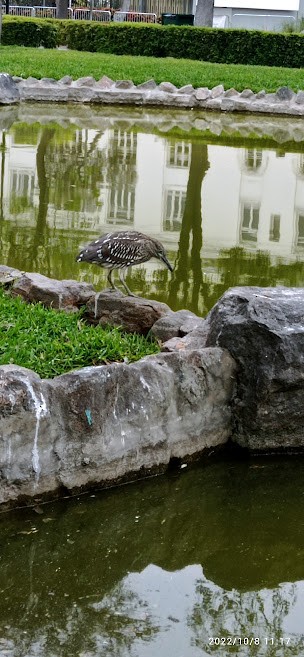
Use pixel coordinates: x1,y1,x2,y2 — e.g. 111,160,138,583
168,143,209,316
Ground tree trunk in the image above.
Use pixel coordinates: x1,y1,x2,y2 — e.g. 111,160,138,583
121,0,130,11
194,0,214,27
56,0,69,19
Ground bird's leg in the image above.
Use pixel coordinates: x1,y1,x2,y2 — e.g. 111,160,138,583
119,268,136,297
107,269,119,292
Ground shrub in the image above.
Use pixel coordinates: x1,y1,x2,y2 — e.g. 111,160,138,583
2,16,304,69
58,20,304,68
2,16,58,48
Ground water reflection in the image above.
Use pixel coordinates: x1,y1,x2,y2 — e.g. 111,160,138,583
0,109,303,313
1,456,304,656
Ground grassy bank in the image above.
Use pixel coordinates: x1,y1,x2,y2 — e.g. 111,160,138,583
0,290,159,379
1,45,304,92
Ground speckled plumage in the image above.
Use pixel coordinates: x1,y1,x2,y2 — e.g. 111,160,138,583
76,230,173,296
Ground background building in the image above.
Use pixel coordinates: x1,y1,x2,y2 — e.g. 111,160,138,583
213,0,304,31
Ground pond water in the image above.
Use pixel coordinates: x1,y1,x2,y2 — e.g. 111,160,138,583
0,104,303,315
1,454,304,657
1,105,304,656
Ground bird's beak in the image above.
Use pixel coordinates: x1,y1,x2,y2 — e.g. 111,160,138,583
160,253,174,272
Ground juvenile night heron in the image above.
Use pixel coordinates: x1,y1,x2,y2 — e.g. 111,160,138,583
76,230,173,296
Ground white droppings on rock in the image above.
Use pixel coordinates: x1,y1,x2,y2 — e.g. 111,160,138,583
94,292,101,319
6,436,12,467
113,384,119,419
140,375,151,392
22,377,47,484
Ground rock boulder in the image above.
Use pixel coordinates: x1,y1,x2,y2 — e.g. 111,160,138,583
12,272,95,310
0,349,236,506
151,309,206,341
206,287,304,451
86,289,171,334
0,73,20,105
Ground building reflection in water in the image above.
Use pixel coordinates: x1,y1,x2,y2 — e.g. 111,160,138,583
0,122,303,314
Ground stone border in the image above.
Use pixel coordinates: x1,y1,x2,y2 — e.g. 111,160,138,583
1,268,304,509
2,71,304,116
0,268,236,509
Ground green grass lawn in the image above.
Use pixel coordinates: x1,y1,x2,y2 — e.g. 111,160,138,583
1,45,304,92
0,289,159,379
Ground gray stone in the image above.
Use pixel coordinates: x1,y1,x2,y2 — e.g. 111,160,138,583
224,88,239,98
240,88,254,98
74,76,97,88
211,84,224,98
20,76,38,86
206,287,304,451
59,75,73,86
137,79,157,90
14,74,304,118
178,84,194,95
195,87,210,101
114,80,135,89
151,310,200,341
40,78,58,86
275,86,295,101
180,317,208,335
67,87,94,102
256,90,266,99
141,90,179,107
20,85,70,102
162,327,209,352
12,272,95,310
86,289,171,335
90,89,144,105
158,81,177,93
0,265,24,286
233,99,252,112
0,348,236,507
295,91,304,105
205,98,223,111
0,73,20,105
221,98,236,112
97,75,114,88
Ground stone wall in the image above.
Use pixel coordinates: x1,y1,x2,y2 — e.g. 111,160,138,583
1,71,304,117
0,267,236,508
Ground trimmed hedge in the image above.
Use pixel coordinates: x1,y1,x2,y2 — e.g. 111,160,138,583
2,16,58,48
2,16,304,68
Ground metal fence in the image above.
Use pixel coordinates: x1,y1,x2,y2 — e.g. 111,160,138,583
6,4,34,14
113,11,156,22
1,5,157,20
73,8,111,20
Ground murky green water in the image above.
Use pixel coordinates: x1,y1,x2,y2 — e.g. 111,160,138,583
1,106,304,655
1,455,304,657
0,104,303,315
